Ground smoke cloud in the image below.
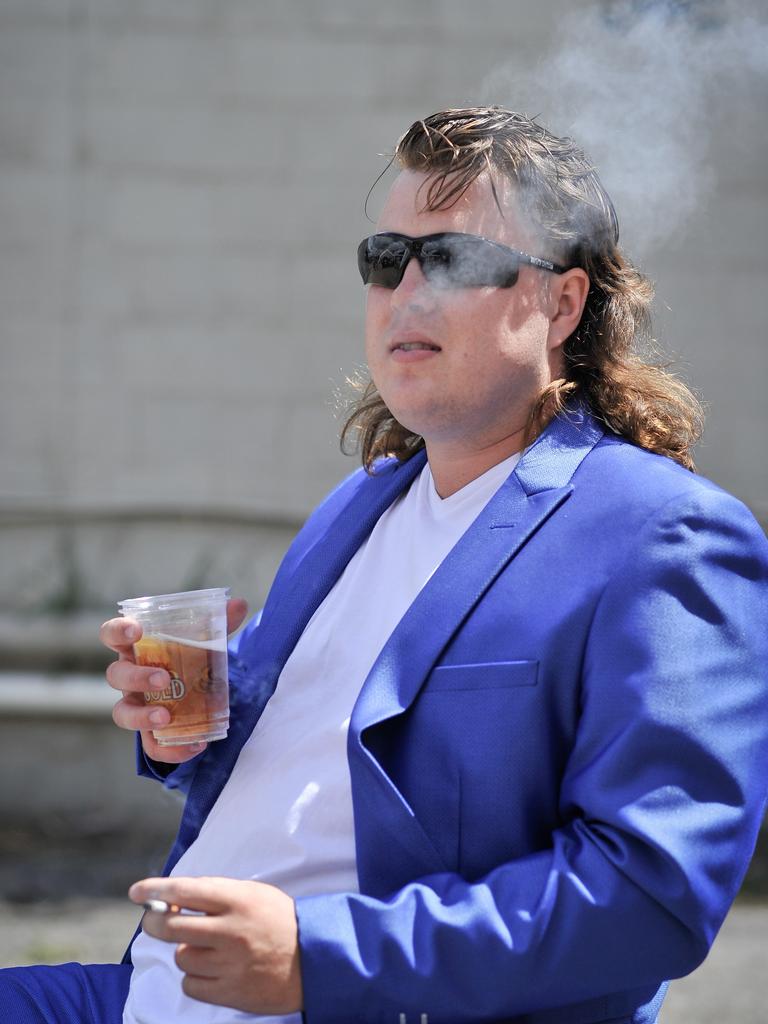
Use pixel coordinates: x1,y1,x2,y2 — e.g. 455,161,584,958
480,0,768,256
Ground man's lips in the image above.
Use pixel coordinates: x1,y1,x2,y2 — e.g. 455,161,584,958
389,333,441,353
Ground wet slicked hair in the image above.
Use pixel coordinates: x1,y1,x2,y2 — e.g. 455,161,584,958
342,107,703,471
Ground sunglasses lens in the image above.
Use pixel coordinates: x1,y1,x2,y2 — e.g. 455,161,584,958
418,241,456,287
358,236,409,288
455,238,522,287
420,237,520,288
358,234,522,289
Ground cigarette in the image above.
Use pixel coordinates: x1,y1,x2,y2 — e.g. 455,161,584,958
141,898,206,916
142,898,178,913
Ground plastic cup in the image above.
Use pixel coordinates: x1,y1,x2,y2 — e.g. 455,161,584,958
117,588,230,746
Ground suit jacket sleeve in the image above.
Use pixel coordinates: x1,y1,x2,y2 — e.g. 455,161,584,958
295,486,768,1023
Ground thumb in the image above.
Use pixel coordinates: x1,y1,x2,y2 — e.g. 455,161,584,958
226,597,249,637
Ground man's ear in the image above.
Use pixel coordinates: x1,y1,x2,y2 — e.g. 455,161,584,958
547,268,590,352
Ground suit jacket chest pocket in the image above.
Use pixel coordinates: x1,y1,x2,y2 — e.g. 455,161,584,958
425,659,539,692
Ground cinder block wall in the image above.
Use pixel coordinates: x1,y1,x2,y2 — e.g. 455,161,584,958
0,0,765,626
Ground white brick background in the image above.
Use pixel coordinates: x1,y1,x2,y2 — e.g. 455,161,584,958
0,0,765,619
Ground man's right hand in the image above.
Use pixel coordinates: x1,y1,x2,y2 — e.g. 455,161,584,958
100,598,249,765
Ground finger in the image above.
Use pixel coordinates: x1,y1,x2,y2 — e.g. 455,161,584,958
174,943,223,978
141,907,216,946
140,734,208,765
100,616,142,654
106,659,170,695
112,694,171,733
226,598,249,636
181,974,232,1008
111,697,206,761
129,876,233,916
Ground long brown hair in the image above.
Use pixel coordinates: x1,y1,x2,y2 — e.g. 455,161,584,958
342,106,704,471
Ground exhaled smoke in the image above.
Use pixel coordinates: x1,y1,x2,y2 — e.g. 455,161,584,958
480,0,768,256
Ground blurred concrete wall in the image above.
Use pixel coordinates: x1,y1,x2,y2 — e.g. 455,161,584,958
0,0,765,634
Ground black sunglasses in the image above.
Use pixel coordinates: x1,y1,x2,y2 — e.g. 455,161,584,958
357,231,568,290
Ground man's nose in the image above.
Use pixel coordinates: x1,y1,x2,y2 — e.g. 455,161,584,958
390,256,436,313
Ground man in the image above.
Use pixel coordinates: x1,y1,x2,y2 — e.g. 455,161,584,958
2,107,767,1024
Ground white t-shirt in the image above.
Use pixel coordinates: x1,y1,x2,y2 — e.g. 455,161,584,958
124,452,520,1024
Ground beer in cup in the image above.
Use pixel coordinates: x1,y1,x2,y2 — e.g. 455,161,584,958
117,588,230,746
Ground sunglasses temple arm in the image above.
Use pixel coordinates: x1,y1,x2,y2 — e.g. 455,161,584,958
522,253,567,274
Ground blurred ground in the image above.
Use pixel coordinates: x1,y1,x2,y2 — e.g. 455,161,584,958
0,897,140,968
0,896,764,1021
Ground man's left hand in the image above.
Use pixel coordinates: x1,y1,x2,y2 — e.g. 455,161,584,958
129,876,303,1014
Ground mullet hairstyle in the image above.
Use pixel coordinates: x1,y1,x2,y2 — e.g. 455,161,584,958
341,106,704,471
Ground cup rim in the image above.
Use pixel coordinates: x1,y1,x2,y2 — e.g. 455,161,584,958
118,587,230,614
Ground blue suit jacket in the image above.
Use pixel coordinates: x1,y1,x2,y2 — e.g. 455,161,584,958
137,407,768,1024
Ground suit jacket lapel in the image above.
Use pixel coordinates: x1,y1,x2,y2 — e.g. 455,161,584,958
351,405,605,735
348,475,568,737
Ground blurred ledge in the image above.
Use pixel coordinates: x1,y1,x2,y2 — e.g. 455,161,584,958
0,611,107,651
0,674,114,717
0,613,111,673
0,504,304,531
